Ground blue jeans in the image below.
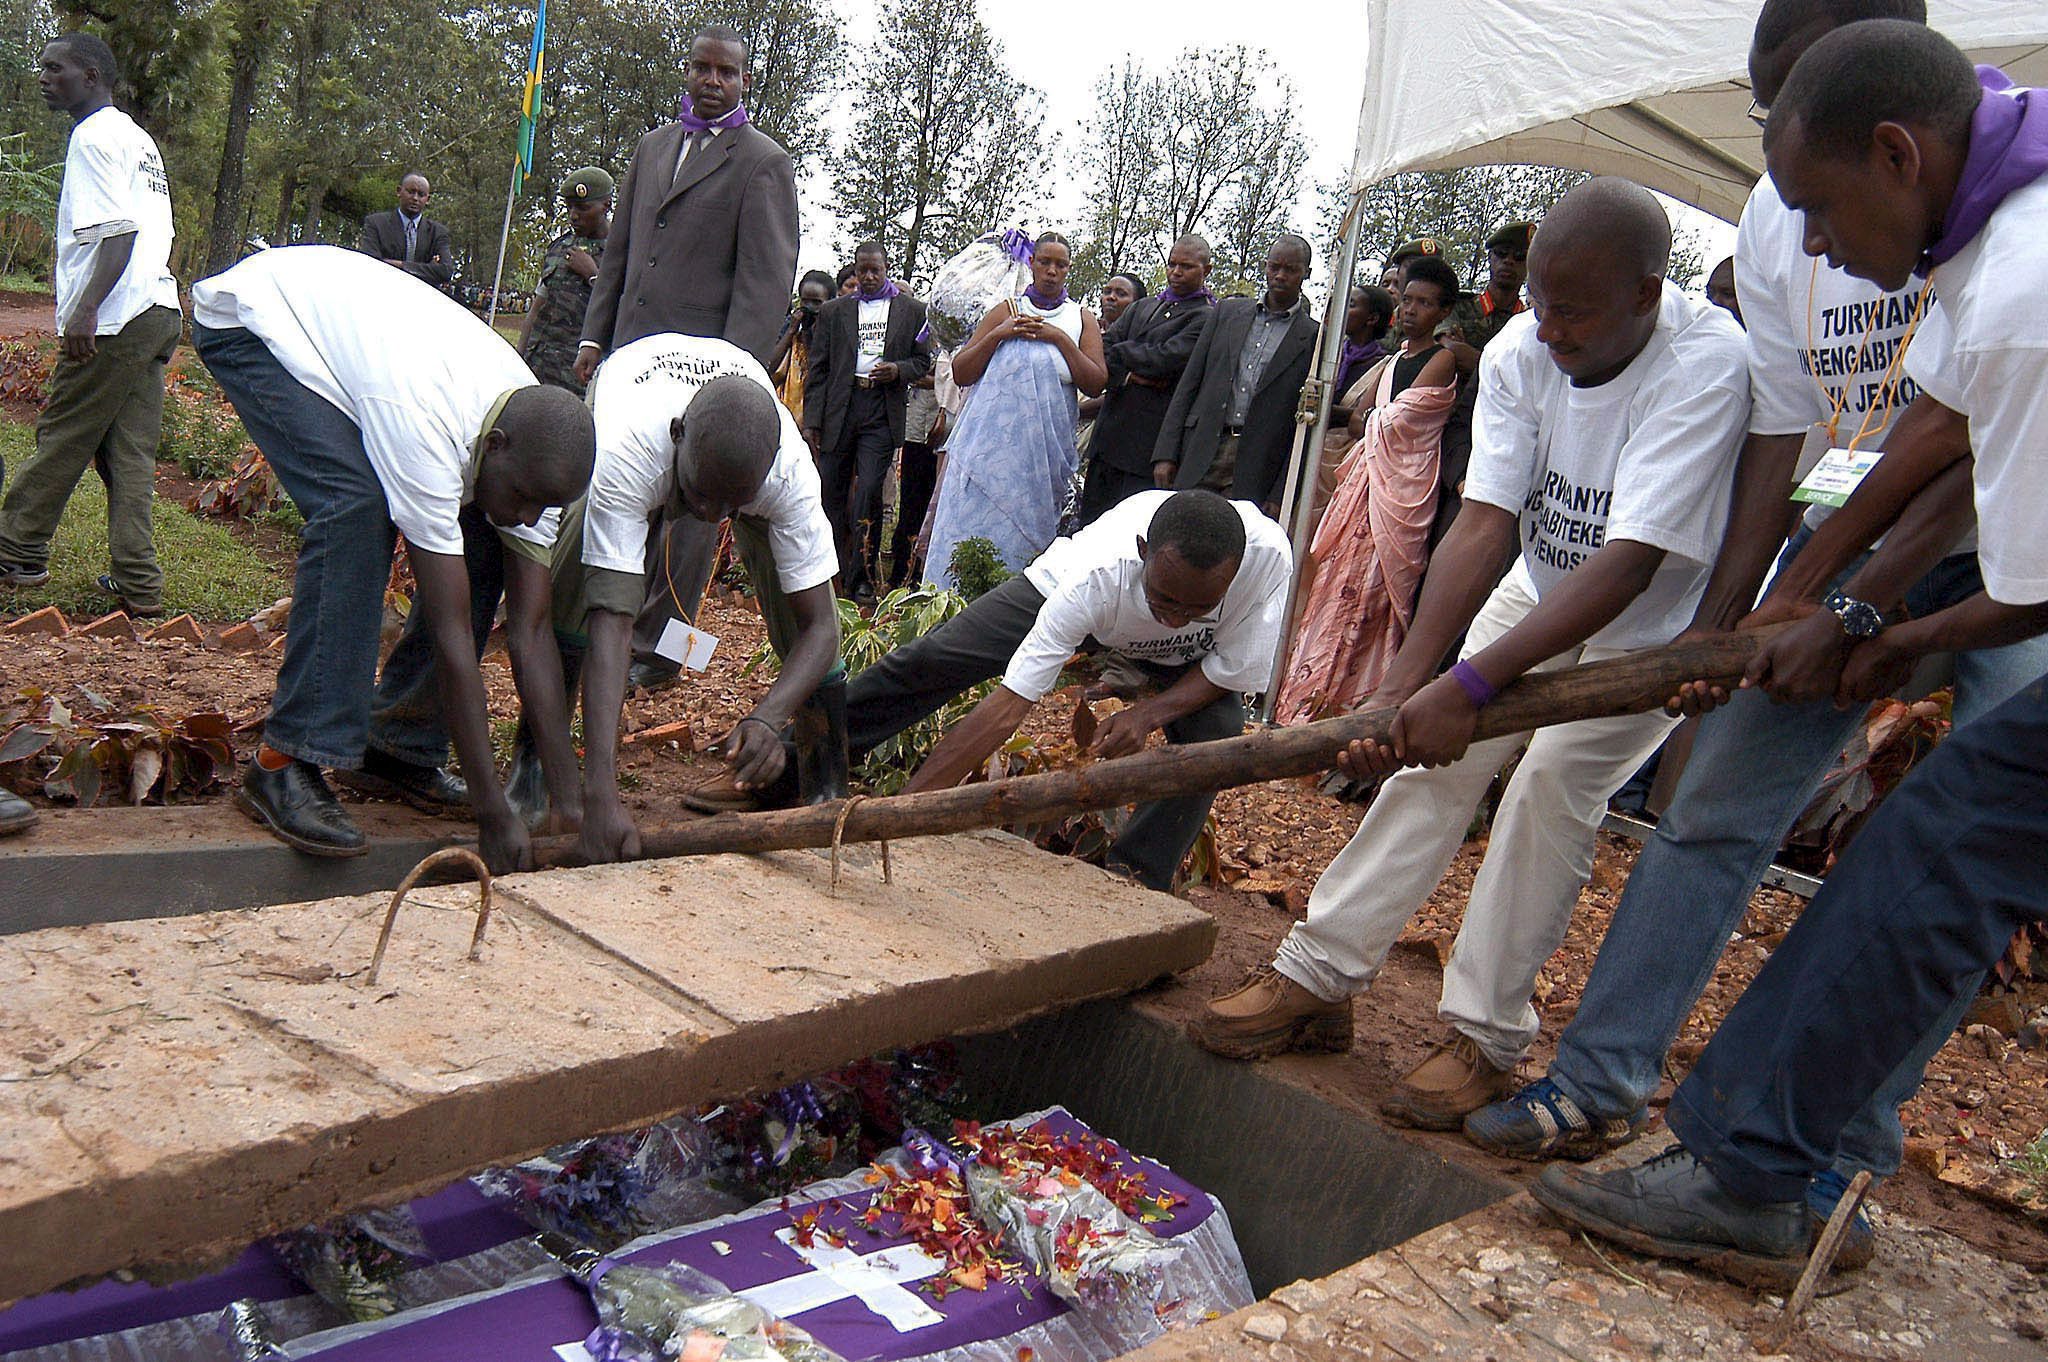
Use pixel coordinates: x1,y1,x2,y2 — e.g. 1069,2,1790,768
367,500,510,769
1671,673,2048,1203
1550,529,2048,1176
194,324,397,769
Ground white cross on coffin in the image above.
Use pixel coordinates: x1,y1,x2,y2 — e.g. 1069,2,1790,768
552,1227,947,1360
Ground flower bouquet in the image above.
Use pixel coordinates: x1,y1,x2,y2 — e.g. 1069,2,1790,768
265,1206,427,1321
539,1235,845,1362
474,1125,697,1250
922,229,1034,350
835,1043,970,1160
953,1121,1182,1307
693,1079,860,1201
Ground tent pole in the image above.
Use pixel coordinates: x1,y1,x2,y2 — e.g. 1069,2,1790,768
1257,188,1367,721
485,163,519,331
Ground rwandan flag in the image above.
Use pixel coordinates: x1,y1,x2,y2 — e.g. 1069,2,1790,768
513,0,546,195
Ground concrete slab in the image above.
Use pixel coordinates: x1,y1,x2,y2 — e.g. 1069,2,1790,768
0,804,465,932
0,830,1214,1303
1123,1160,2048,1361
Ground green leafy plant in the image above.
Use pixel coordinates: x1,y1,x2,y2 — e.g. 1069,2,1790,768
0,133,59,279
945,537,1013,602
160,369,256,482
0,688,236,808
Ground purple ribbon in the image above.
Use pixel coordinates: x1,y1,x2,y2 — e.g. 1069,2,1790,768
1924,66,2048,271
1022,285,1068,310
856,279,902,301
989,228,1035,264
1155,283,1216,306
675,92,750,133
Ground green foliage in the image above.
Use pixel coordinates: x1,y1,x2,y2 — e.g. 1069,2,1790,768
944,536,1011,602
158,368,253,481
0,420,293,620
2005,1128,2048,1209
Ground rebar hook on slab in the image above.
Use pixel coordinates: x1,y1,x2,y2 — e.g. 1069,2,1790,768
366,847,494,985
828,796,891,896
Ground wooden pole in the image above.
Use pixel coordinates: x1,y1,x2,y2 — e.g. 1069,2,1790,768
530,625,1779,870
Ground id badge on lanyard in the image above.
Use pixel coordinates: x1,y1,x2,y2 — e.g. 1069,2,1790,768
1791,446,1880,507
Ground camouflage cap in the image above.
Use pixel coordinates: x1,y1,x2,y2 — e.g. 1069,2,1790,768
560,167,615,205
1486,221,1535,253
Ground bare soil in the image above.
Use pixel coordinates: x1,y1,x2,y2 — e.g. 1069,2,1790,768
3,586,2044,1276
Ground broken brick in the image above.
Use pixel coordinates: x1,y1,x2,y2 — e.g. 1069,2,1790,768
217,622,262,652
146,614,207,645
77,611,139,642
3,606,68,638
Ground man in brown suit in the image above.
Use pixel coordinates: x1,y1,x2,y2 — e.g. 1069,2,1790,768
570,25,802,689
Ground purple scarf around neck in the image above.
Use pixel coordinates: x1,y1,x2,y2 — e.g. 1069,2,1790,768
675,92,749,134
1156,283,1216,307
1022,284,1067,310
1924,67,2048,271
1336,336,1386,391
856,279,901,302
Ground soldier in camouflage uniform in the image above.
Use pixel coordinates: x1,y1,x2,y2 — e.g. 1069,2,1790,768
519,166,613,395
1445,220,1532,360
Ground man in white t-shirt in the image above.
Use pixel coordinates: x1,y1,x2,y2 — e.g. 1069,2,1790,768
1194,180,1752,1134
1534,20,2048,1288
0,33,180,616
823,489,1289,889
1467,0,2048,1267
529,333,842,863
190,246,594,870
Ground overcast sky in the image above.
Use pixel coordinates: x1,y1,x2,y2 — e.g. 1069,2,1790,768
791,0,1738,286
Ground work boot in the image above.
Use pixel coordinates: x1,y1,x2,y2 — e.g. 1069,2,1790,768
504,730,548,830
0,787,37,836
1190,966,1353,1060
627,659,680,692
237,758,368,858
334,747,470,812
793,673,851,805
1464,1076,1649,1161
1381,1032,1516,1131
1531,1147,1809,1289
1806,1167,1877,1272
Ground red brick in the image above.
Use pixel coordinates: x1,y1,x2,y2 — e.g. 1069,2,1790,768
3,606,68,638
77,611,139,642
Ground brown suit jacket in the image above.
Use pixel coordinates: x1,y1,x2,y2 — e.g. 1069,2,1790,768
580,121,799,366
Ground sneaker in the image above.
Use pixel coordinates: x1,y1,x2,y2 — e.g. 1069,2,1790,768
93,574,164,618
1806,1167,1877,1272
333,748,469,811
1189,966,1353,1060
1532,1147,1809,1290
237,758,368,858
0,561,50,588
1464,1077,1649,1161
1381,1032,1517,1130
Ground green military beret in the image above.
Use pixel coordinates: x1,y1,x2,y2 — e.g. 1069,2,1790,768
1486,221,1535,253
560,167,615,205
1388,238,1442,265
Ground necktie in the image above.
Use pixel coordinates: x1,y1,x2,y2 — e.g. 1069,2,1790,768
675,130,706,182
402,215,417,261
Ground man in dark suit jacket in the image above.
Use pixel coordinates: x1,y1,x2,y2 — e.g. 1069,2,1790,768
1154,235,1318,516
574,26,802,688
358,173,454,288
574,28,799,376
1078,233,1216,524
804,241,932,600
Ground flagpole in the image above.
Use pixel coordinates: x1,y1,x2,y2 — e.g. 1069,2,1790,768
486,161,518,331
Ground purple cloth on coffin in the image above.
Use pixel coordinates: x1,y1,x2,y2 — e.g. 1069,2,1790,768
0,1182,530,1353
303,1111,1214,1362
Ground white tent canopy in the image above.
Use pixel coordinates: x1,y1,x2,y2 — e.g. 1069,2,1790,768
1348,0,2048,223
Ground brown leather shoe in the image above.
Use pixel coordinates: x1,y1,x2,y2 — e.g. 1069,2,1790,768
677,766,766,814
1381,1032,1515,1130
1190,966,1353,1060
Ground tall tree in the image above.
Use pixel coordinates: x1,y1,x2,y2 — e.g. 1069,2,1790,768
833,0,1049,280
1151,47,1294,248
1072,60,1161,292
1318,164,1590,291
1211,114,1303,289
203,0,297,274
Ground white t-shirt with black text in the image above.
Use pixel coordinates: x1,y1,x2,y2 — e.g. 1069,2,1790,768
854,298,889,377
1904,172,2048,606
55,106,177,335
582,333,837,593
1461,285,1751,650
190,246,552,559
1005,490,1292,701
1737,175,1942,540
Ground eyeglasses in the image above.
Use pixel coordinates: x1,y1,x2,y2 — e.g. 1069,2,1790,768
1746,97,1768,130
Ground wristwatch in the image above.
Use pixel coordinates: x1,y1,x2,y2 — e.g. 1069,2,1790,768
1824,590,1888,639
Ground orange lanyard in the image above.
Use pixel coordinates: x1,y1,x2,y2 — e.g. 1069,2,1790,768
1804,262,1935,449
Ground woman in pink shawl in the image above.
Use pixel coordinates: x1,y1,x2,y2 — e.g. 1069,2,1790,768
1277,259,1460,723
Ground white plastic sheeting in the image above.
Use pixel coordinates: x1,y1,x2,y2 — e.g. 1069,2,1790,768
1345,0,2048,221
